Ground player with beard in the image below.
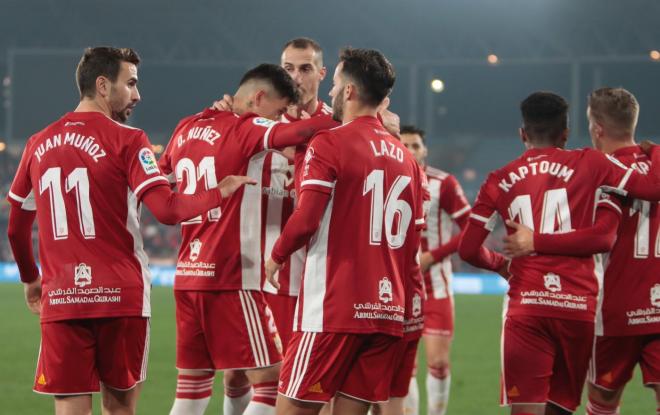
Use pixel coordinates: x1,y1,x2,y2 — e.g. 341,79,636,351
6,47,250,415
458,91,660,415
265,47,425,415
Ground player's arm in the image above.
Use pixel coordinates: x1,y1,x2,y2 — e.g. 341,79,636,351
265,189,330,288
141,175,256,225
502,204,620,257
603,142,660,200
421,214,467,272
6,205,42,315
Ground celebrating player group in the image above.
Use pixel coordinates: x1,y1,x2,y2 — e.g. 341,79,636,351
5,37,660,415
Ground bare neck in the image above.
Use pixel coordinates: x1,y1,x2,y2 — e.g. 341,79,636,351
600,135,636,154
74,97,111,118
300,96,319,115
342,103,378,124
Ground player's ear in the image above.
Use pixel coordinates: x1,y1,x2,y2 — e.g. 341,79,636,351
345,83,357,101
95,76,110,98
319,66,327,80
518,127,527,145
559,129,569,147
253,90,266,108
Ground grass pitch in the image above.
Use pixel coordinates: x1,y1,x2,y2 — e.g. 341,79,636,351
0,284,654,414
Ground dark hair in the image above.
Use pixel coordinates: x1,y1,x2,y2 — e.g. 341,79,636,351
239,63,299,103
76,47,140,99
588,87,639,137
282,37,323,65
400,125,426,143
520,91,569,144
338,48,395,107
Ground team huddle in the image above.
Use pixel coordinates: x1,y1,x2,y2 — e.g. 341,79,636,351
4,37,660,415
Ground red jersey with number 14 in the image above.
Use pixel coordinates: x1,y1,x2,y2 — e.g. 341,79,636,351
595,146,660,336
7,111,169,322
469,147,641,322
295,116,425,336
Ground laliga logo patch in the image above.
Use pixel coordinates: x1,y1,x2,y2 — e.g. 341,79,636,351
189,238,202,262
139,148,159,175
379,277,393,304
650,284,660,308
543,273,562,292
74,263,92,288
412,293,422,317
252,117,277,128
303,147,315,177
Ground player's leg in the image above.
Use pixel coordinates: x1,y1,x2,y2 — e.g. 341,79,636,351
169,291,216,415
38,321,99,415
95,317,150,415
276,394,324,415
640,334,660,414
100,383,142,415
243,363,281,414
224,369,253,415
53,396,93,415
333,394,370,415
585,335,641,415
424,334,451,415
377,338,419,415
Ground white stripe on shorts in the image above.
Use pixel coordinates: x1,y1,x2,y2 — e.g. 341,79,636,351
239,291,270,367
287,332,316,398
245,291,270,367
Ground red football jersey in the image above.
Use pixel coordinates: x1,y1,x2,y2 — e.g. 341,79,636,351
421,166,470,300
7,111,169,322
294,116,426,336
159,109,290,291
263,101,333,297
470,147,643,322
594,146,660,336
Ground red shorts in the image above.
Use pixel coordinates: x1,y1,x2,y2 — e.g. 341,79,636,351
34,317,149,395
423,297,454,337
279,331,401,403
264,292,297,356
589,334,660,391
501,315,594,412
389,338,420,398
175,290,281,370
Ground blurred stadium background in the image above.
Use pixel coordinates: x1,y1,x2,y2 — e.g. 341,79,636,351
1,1,659,413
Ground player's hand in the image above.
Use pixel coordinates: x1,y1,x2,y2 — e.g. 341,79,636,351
24,276,42,315
211,94,234,112
378,98,400,138
639,139,656,156
265,258,282,289
281,146,296,161
420,251,435,273
502,220,535,257
218,175,257,199
496,259,511,281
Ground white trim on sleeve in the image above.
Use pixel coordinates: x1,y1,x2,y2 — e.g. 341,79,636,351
450,205,471,219
469,213,490,223
301,179,335,189
415,217,425,225
134,176,169,196
597,198,623,215
8,191,26,203
263,123,278,150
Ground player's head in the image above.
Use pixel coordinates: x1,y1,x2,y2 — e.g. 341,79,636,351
234,63,299,121
76,47,141,122
400,125,427,164
587,87,639,150
329,48,395,122
519,91,569,149
281,38,326,106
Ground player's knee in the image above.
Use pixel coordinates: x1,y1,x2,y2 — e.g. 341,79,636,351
428,359,450,379
588,383,620,406
223,369,249,387
246,363,280,384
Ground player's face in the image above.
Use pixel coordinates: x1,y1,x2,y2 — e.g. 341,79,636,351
254,92,290,121
281,46,325,105
108,61,140,123
329,64,346,122
401,133,427,164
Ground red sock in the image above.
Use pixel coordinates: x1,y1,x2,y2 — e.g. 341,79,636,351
175,372,215,400
252,381,278,406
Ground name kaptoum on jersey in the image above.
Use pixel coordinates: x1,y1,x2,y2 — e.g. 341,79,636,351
34,133,107,163
499,161,575,192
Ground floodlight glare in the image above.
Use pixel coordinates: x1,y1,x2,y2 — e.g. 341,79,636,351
430,79,445,93
487,54,499,65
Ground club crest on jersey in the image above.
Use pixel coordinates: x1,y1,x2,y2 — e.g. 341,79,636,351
74,263,92,288
252,117,277,128
138,148,159,175
650,284,660,308
379,277,393,304
543,273,562,292
189,239,202,261
412,293,422,317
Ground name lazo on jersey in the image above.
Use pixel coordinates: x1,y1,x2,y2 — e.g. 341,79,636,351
33,133,107,163
498,161,575,192
369,139,404,163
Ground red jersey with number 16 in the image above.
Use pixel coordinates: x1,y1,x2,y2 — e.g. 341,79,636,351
469,147,647,322
7,111,170,322
294,116,426,336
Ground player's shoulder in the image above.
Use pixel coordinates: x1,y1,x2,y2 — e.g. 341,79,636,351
424,165,451,181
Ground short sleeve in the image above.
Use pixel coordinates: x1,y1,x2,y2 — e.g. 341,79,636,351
236,114,279,157
469,173,500,231
299,131,338,195
125,130,169,199
414,163,428,230
595,191,623,217
158,134,176,185
440,175,471,219
7,144,36,211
